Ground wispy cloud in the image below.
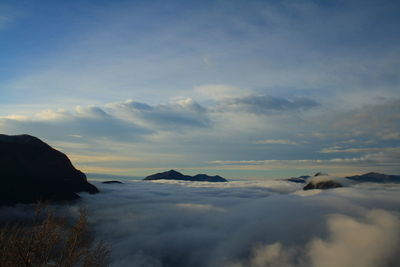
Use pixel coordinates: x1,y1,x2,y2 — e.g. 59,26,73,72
320,147,400,154
208,150,400,172
254,139,298,145
68,154,141,164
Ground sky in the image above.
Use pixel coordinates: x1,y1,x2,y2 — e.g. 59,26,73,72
0,0,399,179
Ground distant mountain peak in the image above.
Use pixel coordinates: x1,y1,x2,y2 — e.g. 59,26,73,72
346,172,400,183
144,170,227,182
166,169,181,174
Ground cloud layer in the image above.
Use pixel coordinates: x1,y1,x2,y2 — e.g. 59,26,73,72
58,180,400,267
1,96,399,176
1,174,399,267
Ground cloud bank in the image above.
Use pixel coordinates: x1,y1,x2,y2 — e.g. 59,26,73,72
40,179,400,267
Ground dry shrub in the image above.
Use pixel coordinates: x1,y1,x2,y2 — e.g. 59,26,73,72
0,204,110,267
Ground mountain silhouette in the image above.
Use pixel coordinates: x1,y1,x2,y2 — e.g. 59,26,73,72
0,134,98,205
346,172,400,183
144,170,227,182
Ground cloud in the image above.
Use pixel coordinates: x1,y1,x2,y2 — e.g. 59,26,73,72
1,178,400,267
69,134,83,138
0,106,150,142
209,158,373,167
2,0,399,117
108,98,210,129
325,99,400,140
231,209,400,267
319,146,400,154
81,181,400,266
194,84,252,101
254,139,298,145
1,97,399,177
0,98,211,144
68,154,140,164
222,95,319,114
379,132,400,140
208,150,400,171
308,210,400,267
176,203,225,213
235,243,295,267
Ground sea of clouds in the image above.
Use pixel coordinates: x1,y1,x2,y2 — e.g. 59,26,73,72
2,178,400,267
79,179,400,267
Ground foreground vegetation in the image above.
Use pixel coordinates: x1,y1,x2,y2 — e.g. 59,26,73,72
0,204,110,267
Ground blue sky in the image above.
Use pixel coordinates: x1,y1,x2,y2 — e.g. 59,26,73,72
1,0,399,178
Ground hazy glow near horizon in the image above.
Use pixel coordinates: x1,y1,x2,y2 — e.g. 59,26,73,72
1,0,399,178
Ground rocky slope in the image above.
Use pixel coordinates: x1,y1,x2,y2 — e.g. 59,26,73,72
303,180,343,190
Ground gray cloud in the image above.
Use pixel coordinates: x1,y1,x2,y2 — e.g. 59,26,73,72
222,95,319,114
108,98,210,129
0,98,211,144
